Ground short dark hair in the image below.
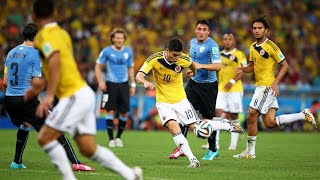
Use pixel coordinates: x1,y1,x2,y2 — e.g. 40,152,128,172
196,19,210,29
253,16,269,29
110,28,127,44
23,23,38,42
167,39,182,52
33,0,54,19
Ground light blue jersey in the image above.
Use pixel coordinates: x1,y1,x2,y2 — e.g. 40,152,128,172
5,45,42,96
189,37,221,83
96,46,133,83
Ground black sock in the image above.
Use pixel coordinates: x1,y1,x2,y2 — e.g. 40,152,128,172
14,127,30,164
208,131,217,152
57,135,80,164
180,124,188,138
116,121,126,138
106,120,114,140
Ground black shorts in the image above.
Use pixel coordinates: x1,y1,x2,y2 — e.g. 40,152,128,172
185,79,218,119
102,81,130,113
4,96,44,131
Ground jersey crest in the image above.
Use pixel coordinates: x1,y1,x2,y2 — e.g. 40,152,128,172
200,46,205,53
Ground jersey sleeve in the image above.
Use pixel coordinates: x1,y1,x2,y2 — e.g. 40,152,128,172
32,50,42,78
128,47,134,68
249,45,254,62
139,57,157,74
272,46,285,63
39,35,61,59
179,53,193,68
238,51,247,66
96,49,107,64
210,42,221,63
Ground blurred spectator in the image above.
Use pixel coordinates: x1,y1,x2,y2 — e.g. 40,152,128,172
0,0,319,94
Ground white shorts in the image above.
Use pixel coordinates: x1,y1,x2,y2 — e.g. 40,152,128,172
249,86,278,114
156,98,199,126
216,92,243,113
45,86,97,137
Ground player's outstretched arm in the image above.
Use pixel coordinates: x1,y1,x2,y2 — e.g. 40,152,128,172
197,62,222,71
135,72,155,90
24,77,46,102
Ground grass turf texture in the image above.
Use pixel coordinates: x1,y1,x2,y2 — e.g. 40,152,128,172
0,130,319,180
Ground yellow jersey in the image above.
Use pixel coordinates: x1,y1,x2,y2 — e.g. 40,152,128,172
35,22,85,99
139,51,192,104
219,48,246,92
249,38,285,86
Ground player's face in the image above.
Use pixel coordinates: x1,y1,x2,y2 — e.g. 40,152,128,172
166,49,181,63
252,22,268,41
112,33,125,49
223,34,235,50
195,24,210,43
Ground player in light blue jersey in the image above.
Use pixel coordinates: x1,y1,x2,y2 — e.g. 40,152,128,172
170,19,224,160
95,28,136,147
4,23,94,171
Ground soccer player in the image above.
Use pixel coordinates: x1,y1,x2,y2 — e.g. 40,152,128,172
202,33,246,151
136,39,200,168
169,20,242,160
95,28,135,148
3,23,94,171
233,16,317,159
27,1,142,179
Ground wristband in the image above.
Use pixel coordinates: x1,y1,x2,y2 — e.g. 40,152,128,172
229,79,236,84
130,82,136,88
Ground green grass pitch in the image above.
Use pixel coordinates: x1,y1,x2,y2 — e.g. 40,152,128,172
0,129,319,179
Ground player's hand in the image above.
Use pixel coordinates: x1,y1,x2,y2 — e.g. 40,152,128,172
235,66,244,74
130,87,136,96
193,61,201,69
24,88,38,102
186,70,195,77
98,82,107,92
271,82,280,96
36,96,54,118
144,82,155,90
224,82,233,91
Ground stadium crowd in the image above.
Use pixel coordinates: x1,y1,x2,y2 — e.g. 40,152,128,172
0,0,319,94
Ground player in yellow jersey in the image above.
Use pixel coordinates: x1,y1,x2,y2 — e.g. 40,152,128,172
233,17,317,159
25,1,142,179
136,39,200,168
202,33,246,151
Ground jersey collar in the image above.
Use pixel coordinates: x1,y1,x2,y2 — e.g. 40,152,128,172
255,38,268,47
222,48,236,55
44,22,58,28
163,51,174,65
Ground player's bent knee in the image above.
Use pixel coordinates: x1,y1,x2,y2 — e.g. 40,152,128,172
38,125,62,146
79,145,96,157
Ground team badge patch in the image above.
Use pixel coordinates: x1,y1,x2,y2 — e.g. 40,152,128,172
124,53,129,59
278,53,285,60
175,66,182,73
230,55,235,60
43,43,52,56
212,47,219,54
260,50,265,56
200,46,205,53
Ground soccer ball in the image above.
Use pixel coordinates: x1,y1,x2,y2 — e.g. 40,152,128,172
193,120,213,139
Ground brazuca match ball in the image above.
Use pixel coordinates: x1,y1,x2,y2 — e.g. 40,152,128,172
193,120,213,139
